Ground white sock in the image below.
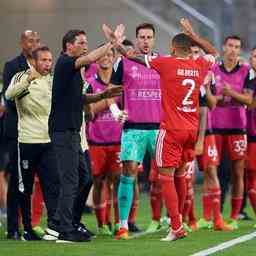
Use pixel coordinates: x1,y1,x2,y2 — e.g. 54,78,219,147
120,220,128,229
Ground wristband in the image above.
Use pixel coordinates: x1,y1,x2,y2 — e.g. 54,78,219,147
109,103,121,120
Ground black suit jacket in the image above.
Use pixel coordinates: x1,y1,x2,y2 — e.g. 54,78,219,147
2,54,29,139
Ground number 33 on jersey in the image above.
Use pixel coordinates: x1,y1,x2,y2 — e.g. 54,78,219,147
146,55,207,131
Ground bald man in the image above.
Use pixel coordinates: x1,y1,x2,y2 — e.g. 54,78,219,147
3,30,41,240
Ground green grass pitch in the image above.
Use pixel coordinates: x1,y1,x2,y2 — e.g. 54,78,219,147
1,187,256,256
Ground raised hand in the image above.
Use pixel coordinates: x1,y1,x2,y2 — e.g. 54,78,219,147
102,24,125,45
180,18,196,37
114,24,126,45
102,24,115,42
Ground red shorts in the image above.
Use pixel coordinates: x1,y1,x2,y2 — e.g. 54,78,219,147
89,145,121,176
215,134,247,161
197,135,219,171
156,129,197,168
247,142,256,172
149,160,159,182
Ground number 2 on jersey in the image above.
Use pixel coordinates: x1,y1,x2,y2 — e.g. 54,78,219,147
177,79,196,113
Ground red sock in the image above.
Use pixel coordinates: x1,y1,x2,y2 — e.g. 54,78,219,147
113,195,119,224
183,175,193,222
104,184,111,224
202,193,212,221
159,173,181,231
247,172,256,215
31,179,44,227
230,197,243,220
182,197,191,222
94,203,106,227
209,187,222,223
105,199,112,224
174,174,187,214
188,196,197,223
128,199,139,223
248,189,256,214
150,182,162,221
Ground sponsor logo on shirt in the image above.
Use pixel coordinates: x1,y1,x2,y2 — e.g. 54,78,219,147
129,65,159,80
128,89,161,100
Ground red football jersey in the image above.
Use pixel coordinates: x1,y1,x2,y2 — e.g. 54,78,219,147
147,55,206,131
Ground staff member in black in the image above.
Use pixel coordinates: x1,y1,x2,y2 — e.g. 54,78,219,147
3,30,41,240
49,26,124,243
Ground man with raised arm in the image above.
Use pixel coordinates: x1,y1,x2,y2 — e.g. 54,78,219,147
49,26,124,243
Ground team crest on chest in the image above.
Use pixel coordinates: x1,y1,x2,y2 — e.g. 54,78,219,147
22,160,29,170
130,66,139,79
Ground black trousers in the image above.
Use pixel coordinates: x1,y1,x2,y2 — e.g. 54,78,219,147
6,138,31,232
18,142,60,229
52,131,81,233
73,149,92,225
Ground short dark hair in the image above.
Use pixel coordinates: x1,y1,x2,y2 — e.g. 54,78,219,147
172,33,193,53
223,35,242,46
32,46,51,60
122,39,134,47
136,23,155,37
251,46,256,51
62,29,86,52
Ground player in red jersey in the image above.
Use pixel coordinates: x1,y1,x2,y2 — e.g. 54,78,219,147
144,19,218,241
106,18,218,241
147,35,208,241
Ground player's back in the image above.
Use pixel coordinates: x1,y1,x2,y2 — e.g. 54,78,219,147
151,56,204,131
